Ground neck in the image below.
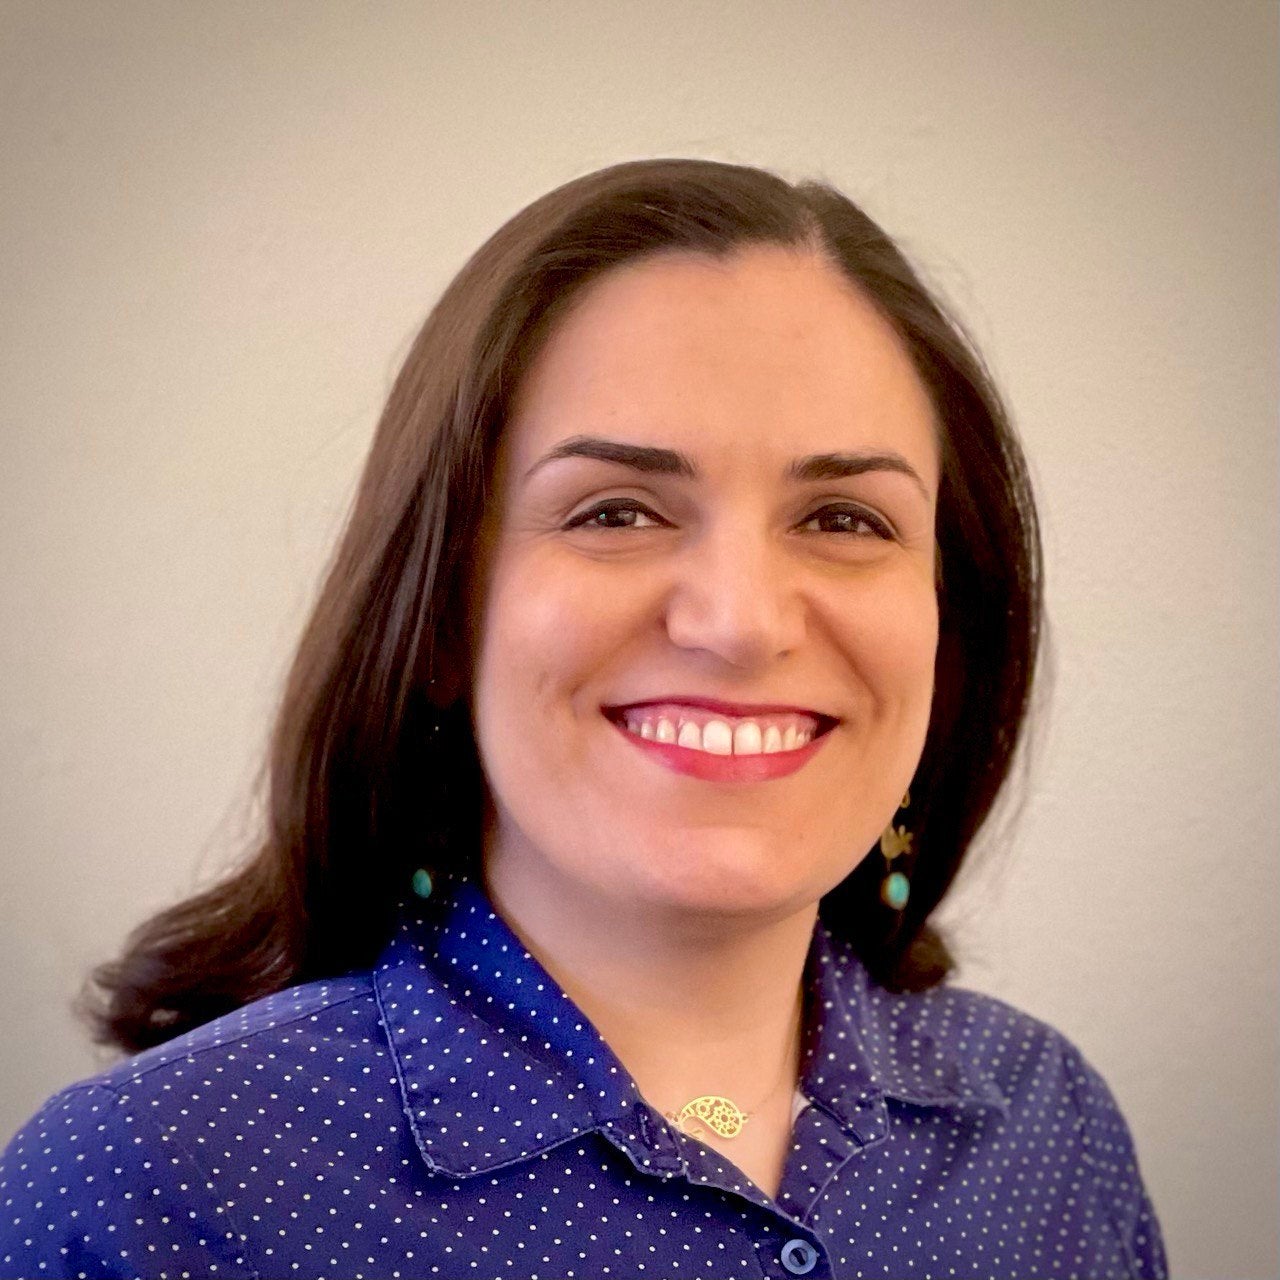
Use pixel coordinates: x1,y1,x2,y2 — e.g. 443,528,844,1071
482,847,815,1122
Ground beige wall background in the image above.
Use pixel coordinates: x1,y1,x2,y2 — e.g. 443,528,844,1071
1,3,1276,1276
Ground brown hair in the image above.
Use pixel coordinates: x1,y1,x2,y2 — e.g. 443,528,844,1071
84,158,1043,1053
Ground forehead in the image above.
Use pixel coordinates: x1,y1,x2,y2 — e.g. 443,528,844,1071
503,244,940,487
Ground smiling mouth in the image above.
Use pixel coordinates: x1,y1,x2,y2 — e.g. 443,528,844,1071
602,701,838,758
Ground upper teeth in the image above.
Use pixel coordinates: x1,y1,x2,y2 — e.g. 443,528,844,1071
624,712,815,756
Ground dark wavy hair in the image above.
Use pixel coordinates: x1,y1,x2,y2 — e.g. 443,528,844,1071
83,158,1043,1054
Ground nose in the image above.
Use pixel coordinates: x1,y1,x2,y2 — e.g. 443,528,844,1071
663,524,806,669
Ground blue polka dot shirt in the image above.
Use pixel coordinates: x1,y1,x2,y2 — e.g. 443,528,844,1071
1,879,1166,1278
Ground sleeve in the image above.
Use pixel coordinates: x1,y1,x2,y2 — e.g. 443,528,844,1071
1062,1042,1169,1280
0,1082,259,1280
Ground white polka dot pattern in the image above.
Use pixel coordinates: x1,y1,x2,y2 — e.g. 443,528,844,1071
0,880,1167,1278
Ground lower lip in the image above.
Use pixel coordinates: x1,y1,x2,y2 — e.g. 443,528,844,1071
608,717,828,782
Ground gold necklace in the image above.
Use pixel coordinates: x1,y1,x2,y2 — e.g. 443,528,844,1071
662,998,803,1141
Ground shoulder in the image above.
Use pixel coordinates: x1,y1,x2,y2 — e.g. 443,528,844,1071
903,977,1132,1133
1,972,378,1233
816,933,1163,1232
0,972,383,1275
88,970,379,1097
820,943,1166,1274
898,977,1097,1108
7,969,378,1120
822,935,1112,1115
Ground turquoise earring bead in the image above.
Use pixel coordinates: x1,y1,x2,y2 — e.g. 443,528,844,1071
881,870,910,910
411,868,434,899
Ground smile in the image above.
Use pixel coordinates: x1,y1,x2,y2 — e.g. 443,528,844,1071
619,704,818,755
603,699,837,782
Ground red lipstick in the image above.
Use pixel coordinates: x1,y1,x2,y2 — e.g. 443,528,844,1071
605,713,830,783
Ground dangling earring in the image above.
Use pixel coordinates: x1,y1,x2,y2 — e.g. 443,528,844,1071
411,867,434,899
879,788,913,910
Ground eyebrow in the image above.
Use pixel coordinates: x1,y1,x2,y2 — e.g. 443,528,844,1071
524,434,930,499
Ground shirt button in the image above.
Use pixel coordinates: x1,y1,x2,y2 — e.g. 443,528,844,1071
780,1238,819,1275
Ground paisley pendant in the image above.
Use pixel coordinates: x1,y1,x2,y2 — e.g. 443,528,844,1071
667,1094,750,1139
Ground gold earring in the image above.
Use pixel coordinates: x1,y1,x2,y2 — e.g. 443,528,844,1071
879,789,912,910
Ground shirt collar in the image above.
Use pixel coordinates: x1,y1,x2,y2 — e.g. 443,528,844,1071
799,925,1009,1134
374,878,1006,1179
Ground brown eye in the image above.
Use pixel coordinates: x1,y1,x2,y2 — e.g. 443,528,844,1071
563,499,665,530
800,504,894,540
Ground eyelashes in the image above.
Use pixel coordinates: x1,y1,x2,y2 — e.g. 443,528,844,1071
796,503,895,541
562,497,665,531
562,498,896,540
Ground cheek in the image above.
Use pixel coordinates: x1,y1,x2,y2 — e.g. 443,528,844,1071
829,578,939,797
473,548,648,735
894,586,940,697
833,572,939,707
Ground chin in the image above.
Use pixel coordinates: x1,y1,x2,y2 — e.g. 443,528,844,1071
622,830,823,922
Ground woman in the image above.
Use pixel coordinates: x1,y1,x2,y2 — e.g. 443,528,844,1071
0,158,1166,1278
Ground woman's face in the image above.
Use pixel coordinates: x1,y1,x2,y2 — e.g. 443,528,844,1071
473,245,941,925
